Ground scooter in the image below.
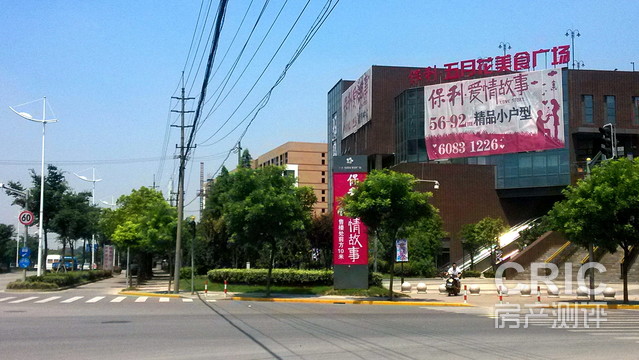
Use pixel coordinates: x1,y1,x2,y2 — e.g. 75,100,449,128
445,275,461,296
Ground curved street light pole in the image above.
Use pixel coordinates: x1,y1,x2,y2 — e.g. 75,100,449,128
498,41,511,57
565,29,580,70
74,168,102,270
10,97,58,276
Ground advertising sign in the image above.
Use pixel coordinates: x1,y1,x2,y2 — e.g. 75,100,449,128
396,239,408,262
332,172,368,265
424,69,565,160
342,68,372,139
103,245,114,271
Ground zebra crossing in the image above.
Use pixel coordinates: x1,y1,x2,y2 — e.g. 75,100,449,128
0,295,196,305
483,304,639,343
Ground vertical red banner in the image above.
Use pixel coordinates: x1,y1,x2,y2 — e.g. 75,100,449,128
333,172,368,265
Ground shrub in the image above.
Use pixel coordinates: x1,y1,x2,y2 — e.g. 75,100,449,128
113,266,122,274
208,268,333,286
7,281,58,290
482,270,496,278
463,270,481,278
369,272,383,287
180,267,192,279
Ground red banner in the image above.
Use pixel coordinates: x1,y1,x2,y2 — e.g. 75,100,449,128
333,172,368,265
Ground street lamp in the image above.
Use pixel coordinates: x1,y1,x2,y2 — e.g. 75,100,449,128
498,42,511,57
415,179,440,190
74,168,102,270
565,29,581,69
9,97,58,276
575,60,585,70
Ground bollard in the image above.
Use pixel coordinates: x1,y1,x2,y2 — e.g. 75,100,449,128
204,280,208,297
463,285,468,304
498,286,503,304
536,285,541,304
224,280,228,297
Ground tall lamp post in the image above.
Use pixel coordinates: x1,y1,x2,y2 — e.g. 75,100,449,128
498,42,511,57
74,168,102,269
565,29,581,69
10,97,57,276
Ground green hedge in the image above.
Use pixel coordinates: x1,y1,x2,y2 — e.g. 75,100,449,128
462,270,481,278
207,268,384,287
7,270,112,290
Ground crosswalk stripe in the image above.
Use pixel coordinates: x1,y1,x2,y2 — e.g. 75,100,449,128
86,296,105,303
61,296,84,303
135,296,148,303
615,337,639,340
159,297,170,302
0,297,17,302
9,296,38,303
35,296,61,303
110,296,126,303
182,298,193,302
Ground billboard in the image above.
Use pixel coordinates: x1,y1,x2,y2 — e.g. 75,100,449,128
424,69,565,160
342,68,372,139
332,172,368,265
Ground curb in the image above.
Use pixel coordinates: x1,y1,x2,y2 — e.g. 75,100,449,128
119,291,181,298
229,296,473,307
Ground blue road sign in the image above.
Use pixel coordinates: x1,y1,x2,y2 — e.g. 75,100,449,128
19,247,31,258
18,257,30,269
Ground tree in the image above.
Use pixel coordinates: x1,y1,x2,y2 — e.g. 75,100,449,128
222,166,316,296
5,165,69,263
460,223,484,271
474,217,507,272
340,169,435,300
101,187,176,283
239,149,253,169
307,212,333,269
548,157,639,303
0,224,15,271
199,167,233,269
49,191,96,271
401,213,445,276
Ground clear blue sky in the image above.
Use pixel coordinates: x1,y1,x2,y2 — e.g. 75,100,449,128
1,0,637,230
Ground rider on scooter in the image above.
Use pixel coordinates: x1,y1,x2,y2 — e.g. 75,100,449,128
446,262,462,295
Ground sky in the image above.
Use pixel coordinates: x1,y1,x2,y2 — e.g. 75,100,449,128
1,0,638,234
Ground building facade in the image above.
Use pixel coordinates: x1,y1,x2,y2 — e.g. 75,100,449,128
254,142,329,217
329,65,639,265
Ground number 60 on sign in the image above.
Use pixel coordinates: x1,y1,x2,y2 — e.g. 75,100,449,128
19,210,35,226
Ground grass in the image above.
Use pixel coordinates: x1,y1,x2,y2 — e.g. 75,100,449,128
179,275,405,298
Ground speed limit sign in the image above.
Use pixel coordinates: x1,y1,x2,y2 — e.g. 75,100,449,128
19,210,35,226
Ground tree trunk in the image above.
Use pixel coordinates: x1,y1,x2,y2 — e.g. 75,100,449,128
388,248,395,301
470,254,475,270
266,246,275,297
623,246,629,304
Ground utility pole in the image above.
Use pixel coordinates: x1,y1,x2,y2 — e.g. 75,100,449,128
171,85,194,294
235,141,242,168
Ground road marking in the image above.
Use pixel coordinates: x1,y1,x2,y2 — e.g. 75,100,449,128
35,296,61,303
615,337,639,340
159,297,170,302
206,299,217,302
86,296,105,303
9,296,38,303
61,296,84,303
135,296,148,303
0,297,17,302
183,298,193,302
110,296,126,303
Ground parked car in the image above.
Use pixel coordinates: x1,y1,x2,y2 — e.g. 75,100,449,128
82,262,91,270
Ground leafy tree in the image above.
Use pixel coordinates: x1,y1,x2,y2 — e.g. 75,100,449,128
340,169,435,300
460,223,485,271
474,217,507,272
222,166,316,296
5,165,69,262
400,212,445,276
516,216,551,250
307,212,333,269
49,191,96,271
0,224,15,271
239,149,253,169
199,167,233,269
548,158,639,303
101,187,176,282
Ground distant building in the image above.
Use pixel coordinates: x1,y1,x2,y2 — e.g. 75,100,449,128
254,142,328,217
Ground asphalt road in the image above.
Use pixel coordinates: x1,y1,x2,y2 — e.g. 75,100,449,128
2,290,639,360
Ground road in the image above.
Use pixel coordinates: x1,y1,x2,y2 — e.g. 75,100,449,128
2,287,639,359
2,272,639,359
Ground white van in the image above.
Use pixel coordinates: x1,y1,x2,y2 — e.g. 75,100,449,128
46,255,61,271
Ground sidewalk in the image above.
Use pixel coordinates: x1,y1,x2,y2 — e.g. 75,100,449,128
121,270,639,309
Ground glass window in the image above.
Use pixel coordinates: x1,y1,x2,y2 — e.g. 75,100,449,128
582,95,593,123
519,156,532,176
633,97,639,125
605,96,616,124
